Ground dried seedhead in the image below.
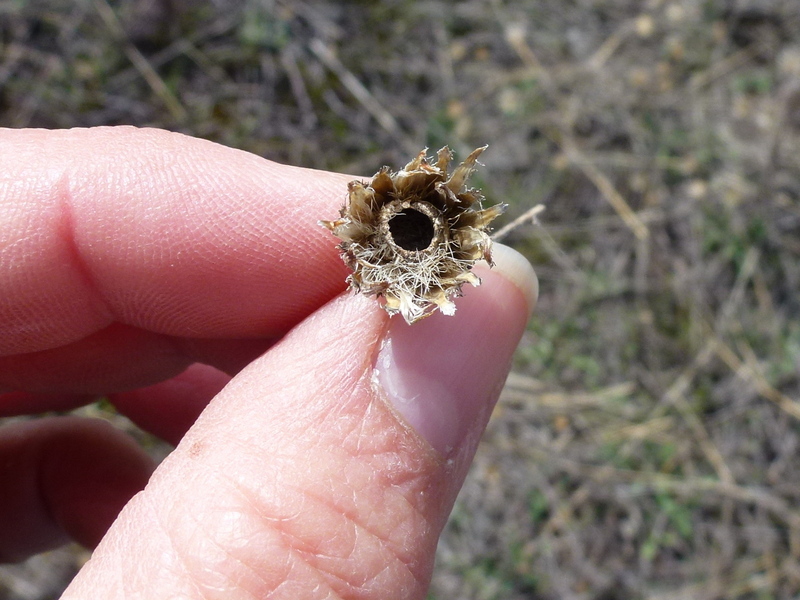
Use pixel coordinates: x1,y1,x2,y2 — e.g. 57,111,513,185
320,146,506,324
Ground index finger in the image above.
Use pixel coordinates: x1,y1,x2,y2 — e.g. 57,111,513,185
0,127,351,356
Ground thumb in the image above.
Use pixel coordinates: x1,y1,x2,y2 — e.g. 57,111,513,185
62,244,537,600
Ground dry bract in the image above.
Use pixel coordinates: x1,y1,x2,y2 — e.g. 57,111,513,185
320,146,506,324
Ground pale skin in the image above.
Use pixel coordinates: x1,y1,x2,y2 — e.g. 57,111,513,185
0,127,536,599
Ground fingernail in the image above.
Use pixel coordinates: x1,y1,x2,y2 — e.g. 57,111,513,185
373,244,538,455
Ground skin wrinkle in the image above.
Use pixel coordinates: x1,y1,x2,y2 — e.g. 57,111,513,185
222,154,349,331
285,413,431,594
176,490,277,600
320,319,438,563
209,403,430,597
278,498,407,599
215,475,335,600
334,393,438,567
293,449,418,560
2,137,106,353
138,484,209,600
283,485,427,598
71,141,216,370
167,456,340,600
57,164,116,330
96,149,210,332
250,302,380,426
0,173,102,356
128,433,331,600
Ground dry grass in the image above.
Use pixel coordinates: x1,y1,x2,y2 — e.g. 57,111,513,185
3,0,800,598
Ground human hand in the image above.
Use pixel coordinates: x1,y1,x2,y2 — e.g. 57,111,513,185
0,127,537,599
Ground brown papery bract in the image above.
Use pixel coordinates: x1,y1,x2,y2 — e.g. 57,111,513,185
320,146,506,324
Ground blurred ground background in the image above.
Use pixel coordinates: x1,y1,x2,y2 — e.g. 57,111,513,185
2,0,800,598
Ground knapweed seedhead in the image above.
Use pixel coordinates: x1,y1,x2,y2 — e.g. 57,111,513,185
320,146,506,324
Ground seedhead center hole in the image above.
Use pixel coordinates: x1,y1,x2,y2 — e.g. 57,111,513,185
388,208,435,251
